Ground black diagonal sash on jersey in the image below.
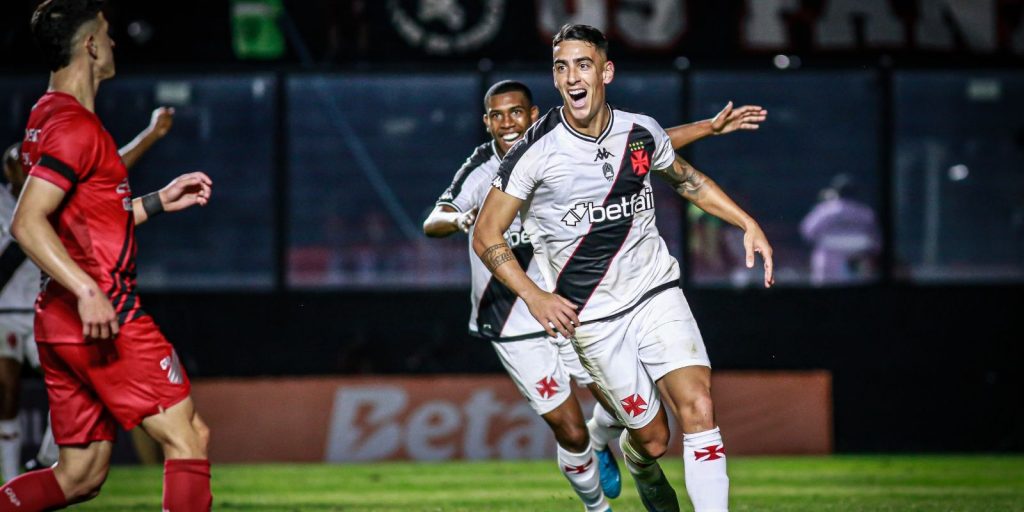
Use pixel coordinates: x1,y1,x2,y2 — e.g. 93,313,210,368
438,142,494,208
555,123,655,310
476,242,535,338
0,243,28,292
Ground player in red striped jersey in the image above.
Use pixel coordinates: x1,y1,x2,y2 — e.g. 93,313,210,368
0,2,212,510
1,106,174,481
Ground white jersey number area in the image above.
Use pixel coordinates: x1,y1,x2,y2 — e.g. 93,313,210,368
495,106,680,323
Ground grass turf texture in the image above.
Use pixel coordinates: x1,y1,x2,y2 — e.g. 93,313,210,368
78,455,1023,511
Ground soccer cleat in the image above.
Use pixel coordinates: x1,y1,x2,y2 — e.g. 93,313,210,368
634,470,680,512
595,447,622,499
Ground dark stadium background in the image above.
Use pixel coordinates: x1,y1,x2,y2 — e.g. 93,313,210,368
1,0,1022,456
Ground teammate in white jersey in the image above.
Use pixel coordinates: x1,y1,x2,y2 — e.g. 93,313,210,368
473,25,774,512
429,79,766,511
0,107,175,481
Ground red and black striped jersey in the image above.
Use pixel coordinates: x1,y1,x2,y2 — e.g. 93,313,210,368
495,105,681,323
21,92,144,343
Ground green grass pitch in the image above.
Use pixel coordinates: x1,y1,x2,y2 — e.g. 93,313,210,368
77,455,1023,511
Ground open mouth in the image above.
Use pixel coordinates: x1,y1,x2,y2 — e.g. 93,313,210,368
568,88,587,108
501,132,521,143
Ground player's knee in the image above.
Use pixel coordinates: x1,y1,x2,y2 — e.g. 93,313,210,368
160,430,204,458
681,392,715,426
193,416,211,455
554,421,590,453
632,424,670,459
0,383,18,419
640,436,669,459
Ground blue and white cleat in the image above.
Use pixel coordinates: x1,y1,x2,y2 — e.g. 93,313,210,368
634,470,679,512
595,447,622,499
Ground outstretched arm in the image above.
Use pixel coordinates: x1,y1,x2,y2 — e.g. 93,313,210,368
132,171,212,226
120,107,175,170
655,154,775,288
423,204,478,238
665,101,767,150
472,188,578,337
11,178,119,339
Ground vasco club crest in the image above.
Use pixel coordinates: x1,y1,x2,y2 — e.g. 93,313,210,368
629,140,650,176
388,0,506,55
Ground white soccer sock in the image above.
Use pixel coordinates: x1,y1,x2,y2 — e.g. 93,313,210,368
618,429,664,483
682,427,730,512
587,402,624,452
557,444,608,512
35,415,58,467
0,418,22,482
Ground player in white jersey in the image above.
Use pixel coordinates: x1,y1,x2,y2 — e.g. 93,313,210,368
428,79,767,511
0,143,42,483
0,107,175,481
473,25,774,512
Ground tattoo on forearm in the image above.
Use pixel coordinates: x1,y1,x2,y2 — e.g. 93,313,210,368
679,165,708,200
482,242,514,272
656,155,708,201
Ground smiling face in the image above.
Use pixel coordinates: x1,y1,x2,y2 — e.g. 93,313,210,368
483,91,539,157
552,39,614,133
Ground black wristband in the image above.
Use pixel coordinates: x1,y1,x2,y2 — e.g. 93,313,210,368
142,192,164,218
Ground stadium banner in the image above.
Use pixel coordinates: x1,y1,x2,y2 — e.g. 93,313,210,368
190,372,832,463
346,0,1024,61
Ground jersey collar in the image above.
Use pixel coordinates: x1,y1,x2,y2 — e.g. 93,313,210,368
558,104,614,145
491,140,504,162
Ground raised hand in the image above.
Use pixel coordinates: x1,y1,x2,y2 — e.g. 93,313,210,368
743,224,775,288
148,107,175,138
158,172,213,212
710,101,767,135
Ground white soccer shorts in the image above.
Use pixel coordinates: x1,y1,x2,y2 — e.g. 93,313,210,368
491,334,594,416
571,287,710,429
0,321,39,369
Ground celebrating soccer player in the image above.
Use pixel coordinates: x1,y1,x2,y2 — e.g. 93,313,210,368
0,1,213,510
428,77,765,510
474,24,774,512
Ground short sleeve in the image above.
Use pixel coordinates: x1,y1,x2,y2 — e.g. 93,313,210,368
28,114,97,192
437,145,494,212
649,121,675,172
494,140,541,201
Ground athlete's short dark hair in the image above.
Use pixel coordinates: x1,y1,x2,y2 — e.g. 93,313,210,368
552,24,609,55
483,80,533,110
31,0,106,72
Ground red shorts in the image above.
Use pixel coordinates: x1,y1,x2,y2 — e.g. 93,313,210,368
37,315,191,445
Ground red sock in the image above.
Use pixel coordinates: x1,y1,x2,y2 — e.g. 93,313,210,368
0,468,67,511
163,459,211,512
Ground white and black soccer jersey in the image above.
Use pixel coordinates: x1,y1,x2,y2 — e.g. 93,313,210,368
0,185,39,332
437,141,547,340
495,106,681,323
